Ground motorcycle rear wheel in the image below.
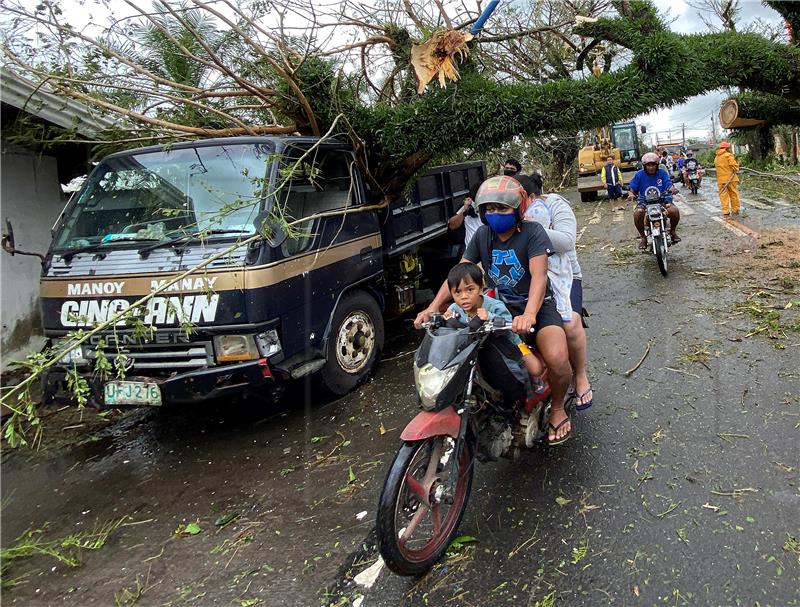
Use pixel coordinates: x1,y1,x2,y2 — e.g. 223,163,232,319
655,234,668,276
376,435,474,576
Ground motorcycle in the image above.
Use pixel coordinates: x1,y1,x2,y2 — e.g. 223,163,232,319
376,315,570,576
642,186,672,277
682,161,702,194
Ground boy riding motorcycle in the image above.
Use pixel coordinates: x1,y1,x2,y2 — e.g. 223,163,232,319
414,176,573,445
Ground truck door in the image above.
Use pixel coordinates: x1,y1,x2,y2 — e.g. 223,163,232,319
267,144,382,363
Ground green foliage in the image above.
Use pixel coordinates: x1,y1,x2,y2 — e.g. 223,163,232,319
1,518,125,581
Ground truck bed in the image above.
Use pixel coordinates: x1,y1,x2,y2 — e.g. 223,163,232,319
381,161,486,257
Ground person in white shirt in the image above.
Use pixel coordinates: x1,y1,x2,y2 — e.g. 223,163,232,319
448,182,482,250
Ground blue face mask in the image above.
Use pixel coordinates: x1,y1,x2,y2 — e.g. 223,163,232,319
484,212,517,234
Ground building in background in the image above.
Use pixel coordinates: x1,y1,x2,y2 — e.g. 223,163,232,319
1,68,115,370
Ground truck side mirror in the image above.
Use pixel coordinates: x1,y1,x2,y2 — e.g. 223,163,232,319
2,219,47,267
2,219,16,254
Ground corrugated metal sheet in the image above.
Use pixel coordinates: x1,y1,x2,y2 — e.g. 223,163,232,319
1,67,117,137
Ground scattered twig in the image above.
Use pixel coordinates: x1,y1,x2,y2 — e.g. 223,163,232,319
717,433,750,443
664,367,700,379
624,342,651,377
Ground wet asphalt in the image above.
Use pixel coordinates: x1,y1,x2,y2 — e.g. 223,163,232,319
1,183,798,607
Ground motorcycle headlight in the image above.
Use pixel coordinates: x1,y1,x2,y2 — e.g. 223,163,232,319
414,363,459,410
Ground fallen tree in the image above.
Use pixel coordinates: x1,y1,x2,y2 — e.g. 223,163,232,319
2,0,800,443
2,0,799,195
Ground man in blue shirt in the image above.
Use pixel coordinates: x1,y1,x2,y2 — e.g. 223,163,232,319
627,152,680,250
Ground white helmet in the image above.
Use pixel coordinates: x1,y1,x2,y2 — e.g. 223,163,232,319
641,152,659,165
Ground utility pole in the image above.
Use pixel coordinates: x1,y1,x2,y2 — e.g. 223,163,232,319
710,114,716,143
681,123,686,148
793,127,799,166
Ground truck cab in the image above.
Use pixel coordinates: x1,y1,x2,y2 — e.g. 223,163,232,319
40,137,484,406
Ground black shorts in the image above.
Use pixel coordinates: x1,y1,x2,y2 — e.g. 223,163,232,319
535,296,563,332
570,279,583,314
521,297,563,345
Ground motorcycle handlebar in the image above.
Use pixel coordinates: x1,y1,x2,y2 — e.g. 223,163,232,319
421,318,535,333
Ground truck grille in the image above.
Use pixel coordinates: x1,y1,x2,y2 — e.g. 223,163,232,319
87,341,213,372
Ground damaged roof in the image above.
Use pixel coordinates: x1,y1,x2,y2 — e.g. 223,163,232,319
1,67,117,137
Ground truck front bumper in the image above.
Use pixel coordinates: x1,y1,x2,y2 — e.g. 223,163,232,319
42,358,277,406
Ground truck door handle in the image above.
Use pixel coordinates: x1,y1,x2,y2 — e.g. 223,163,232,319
360,246,373,260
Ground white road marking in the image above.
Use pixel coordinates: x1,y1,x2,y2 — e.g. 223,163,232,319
577,200,603,243
711,216,749,237
701,201,721,215
772,199,790,207
671,196,696,216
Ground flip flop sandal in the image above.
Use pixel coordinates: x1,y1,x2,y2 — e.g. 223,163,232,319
547,416,572,446
575,385,593,411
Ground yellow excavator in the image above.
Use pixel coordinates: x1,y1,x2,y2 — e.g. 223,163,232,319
576,122,642,202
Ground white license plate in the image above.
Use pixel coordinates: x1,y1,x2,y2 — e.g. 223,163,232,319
104,381,162,406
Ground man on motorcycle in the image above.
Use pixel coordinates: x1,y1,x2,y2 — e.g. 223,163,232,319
414,176,573,445
628,152,680,250
682,151,703,188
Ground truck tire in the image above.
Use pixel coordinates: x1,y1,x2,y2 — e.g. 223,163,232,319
580,191,598,203
320,290,384,395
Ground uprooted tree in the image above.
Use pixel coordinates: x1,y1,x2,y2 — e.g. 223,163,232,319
2,0,798,196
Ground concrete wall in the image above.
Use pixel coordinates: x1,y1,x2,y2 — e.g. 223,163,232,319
1,149,65,369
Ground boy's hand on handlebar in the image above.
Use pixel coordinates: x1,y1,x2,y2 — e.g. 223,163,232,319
512,312,536,334
476,308,489,321
414,308,436,329
443,308,457,320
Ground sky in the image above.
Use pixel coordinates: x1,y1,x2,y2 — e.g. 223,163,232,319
635,0,788,147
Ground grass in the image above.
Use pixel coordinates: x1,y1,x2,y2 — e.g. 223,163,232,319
784,534,800,565
680,343,713,365
1,518,125,590
114,571,152,606
741,173,800,204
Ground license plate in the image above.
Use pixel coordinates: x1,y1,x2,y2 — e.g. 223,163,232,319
104,381,162,406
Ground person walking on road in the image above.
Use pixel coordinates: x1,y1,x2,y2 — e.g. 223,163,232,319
715,141,741,217
601,156,623,201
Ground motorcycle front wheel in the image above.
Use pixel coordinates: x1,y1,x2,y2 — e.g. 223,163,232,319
655,234,669,276
376,435,474,576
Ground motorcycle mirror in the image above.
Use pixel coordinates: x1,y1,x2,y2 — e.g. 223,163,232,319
429,313,444,328
640,125,647,134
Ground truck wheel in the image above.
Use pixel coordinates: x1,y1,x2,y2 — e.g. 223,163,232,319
320,290,384,395
580,191,592,203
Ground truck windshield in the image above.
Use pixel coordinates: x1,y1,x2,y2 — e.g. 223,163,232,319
612,124,638,162
53,143,272,251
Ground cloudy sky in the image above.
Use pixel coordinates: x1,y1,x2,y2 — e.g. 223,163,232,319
635,0,787,146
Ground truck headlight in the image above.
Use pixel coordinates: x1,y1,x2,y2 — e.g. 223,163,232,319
414,363,458,410
255,330,281,357
213,335,260,362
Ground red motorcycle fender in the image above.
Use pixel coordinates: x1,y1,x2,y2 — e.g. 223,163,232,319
400,408,461,441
